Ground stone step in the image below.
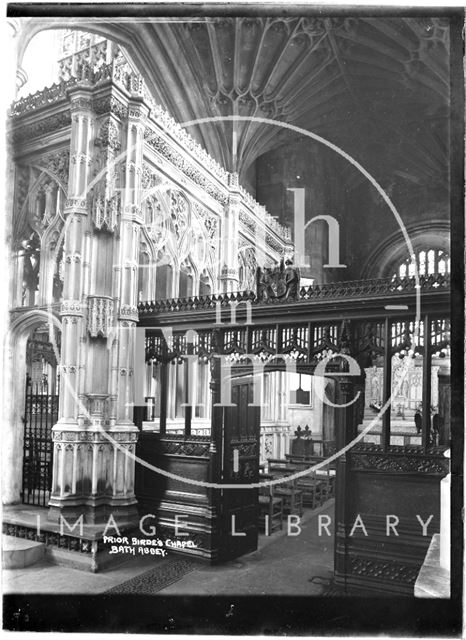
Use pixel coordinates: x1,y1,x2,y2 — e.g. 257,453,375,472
2,535,45,569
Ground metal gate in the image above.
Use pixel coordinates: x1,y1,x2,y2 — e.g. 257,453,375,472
22,375,58,506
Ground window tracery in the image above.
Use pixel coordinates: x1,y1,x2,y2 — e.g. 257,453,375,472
392,248,450,279
13,164,67,308
139,182,219,300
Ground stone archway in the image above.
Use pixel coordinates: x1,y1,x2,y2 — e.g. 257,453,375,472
2,309,61,505
360,220,450,279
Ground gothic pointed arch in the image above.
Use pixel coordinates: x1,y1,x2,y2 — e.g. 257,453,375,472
12,160,67,308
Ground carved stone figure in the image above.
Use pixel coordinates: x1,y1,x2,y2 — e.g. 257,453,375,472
284,259,300,300
255,258,300,301
256,266,276,301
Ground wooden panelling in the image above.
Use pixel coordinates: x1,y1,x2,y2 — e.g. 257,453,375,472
334,446,449,595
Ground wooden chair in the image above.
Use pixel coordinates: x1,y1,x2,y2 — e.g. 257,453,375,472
258,474,283,534
267,463,304,517
285,456,335,508
296,473,322,509
275,481,303,517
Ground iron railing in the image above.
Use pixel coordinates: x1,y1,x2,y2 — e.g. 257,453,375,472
22,376,58,507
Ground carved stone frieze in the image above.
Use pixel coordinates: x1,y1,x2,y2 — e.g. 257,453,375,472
144,130,228,205
9,78,77,117
69,96,93,112
93,95,128,120
266,232,285,255
148,104,229,183
10,111,71,144
53,430,138,443
238,185,291,241
239,209,256,233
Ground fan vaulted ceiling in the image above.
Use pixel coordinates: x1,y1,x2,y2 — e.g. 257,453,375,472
15,15,451,192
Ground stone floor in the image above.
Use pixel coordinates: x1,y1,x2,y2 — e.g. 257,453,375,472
3,501,334,596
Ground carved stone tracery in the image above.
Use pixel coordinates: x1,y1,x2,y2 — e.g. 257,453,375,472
87,296,114,338
92,192,120,232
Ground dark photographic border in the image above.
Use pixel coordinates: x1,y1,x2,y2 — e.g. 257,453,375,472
3,3,464,636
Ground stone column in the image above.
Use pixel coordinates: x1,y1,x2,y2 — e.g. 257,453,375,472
49,84,95,522
105,92,149,519
112,96,148,424
48,82,142,526
219,174,240,292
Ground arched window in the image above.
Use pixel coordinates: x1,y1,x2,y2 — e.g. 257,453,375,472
392,248,450,279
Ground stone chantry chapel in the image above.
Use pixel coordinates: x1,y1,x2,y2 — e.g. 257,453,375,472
2,13,457,599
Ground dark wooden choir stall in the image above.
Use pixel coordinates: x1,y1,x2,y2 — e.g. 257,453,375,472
135,272,450,595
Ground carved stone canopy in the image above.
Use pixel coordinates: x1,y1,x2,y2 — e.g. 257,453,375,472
87,295,114,338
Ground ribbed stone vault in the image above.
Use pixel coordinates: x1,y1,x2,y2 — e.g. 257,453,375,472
13,15,451,193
